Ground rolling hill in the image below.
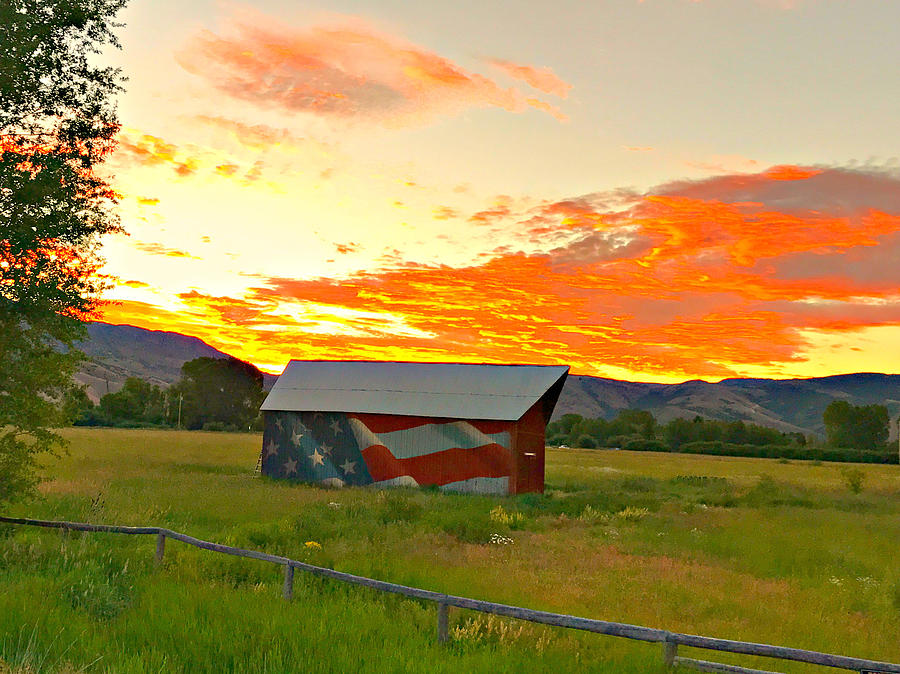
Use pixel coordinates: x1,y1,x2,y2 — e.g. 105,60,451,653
556,374,900,437
74,322,274,401
75,322,900,437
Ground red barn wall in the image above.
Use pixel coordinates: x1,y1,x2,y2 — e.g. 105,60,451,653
510,400,547,494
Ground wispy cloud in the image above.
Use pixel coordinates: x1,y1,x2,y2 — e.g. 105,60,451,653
134,242,201,259
114,129,278,186
177,9,570,125
488,59,572,98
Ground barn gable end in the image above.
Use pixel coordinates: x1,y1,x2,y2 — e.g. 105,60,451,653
259,361,568,495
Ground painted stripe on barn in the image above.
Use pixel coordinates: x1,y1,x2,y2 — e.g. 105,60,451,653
439,476,509,495
351,413,511,435
361,443,512,486
371,476,420,488
347,418,510,460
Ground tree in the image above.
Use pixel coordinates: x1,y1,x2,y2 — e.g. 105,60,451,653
99,377,165,425
62,384,94,424
0,0,126,503
823,400,889,451
663,417,695,450
613,409,657,439
173,357,266,431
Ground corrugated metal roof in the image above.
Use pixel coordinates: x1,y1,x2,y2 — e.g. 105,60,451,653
260,360,569,421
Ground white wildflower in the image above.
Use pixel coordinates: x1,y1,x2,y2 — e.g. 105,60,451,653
489,533,514,545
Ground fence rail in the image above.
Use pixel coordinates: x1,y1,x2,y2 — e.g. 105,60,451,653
2,515,898,674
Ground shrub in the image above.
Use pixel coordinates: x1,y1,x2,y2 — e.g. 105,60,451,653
670,475,728,487
623,438,668,452
674,441,896,465
575,434,598,449
201,421,236,432
840,467,866,494
741,475,814,508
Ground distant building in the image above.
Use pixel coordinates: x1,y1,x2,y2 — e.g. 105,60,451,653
259,360,569,495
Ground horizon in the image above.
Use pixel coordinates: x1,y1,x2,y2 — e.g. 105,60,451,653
98,1,900,384
94,319,900,386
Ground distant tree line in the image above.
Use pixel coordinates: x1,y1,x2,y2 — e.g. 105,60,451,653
68,357,266,431
548,401,896,464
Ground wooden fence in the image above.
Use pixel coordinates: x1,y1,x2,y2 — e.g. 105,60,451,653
2,515,898,674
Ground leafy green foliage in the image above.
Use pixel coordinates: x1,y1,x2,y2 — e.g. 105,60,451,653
170,357,266,431
548,410,803,453
60,385,94,425
840,467,866,495
73,363,266,430
98,377,165,425
823,400,889,451
548,407,896,463
0,0,126,503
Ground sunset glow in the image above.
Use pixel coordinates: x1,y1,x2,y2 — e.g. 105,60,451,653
100,0,900,381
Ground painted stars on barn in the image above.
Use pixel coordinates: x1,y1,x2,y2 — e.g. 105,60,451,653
284,456,298,476
260,411,372,486
265,439,278,458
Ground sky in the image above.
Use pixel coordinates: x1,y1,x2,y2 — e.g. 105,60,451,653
98,0,900,382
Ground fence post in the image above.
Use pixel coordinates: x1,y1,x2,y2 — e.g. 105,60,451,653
437,602,449,644
155,532,165,565
283,563,294,601
662,634,677,669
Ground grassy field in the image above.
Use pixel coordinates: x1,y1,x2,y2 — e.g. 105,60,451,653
1,428,899,673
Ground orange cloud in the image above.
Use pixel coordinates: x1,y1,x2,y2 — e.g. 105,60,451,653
335,242,360,254
763,165,822,181
488,59,572,98
190,115,336,164
106,165,900,380
432,206,458,220
524,97,569,123
177,10,568,124
134,242,200,259
115,129,274,185
193,116,300,151
136,196,160,205
116,132,205,179
117,133,179,168
215,163,239,177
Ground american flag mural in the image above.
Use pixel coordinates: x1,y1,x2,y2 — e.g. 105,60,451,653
262,411,514,494
258,360,569,495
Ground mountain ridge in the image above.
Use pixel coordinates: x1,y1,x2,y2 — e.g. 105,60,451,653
76,322,900,438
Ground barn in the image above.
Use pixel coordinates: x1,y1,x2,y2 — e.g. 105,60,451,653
258,360,569,495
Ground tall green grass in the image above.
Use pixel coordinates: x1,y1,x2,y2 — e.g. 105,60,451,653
1,429,899,672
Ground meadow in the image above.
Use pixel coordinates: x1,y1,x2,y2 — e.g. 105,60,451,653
1,428,899,673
